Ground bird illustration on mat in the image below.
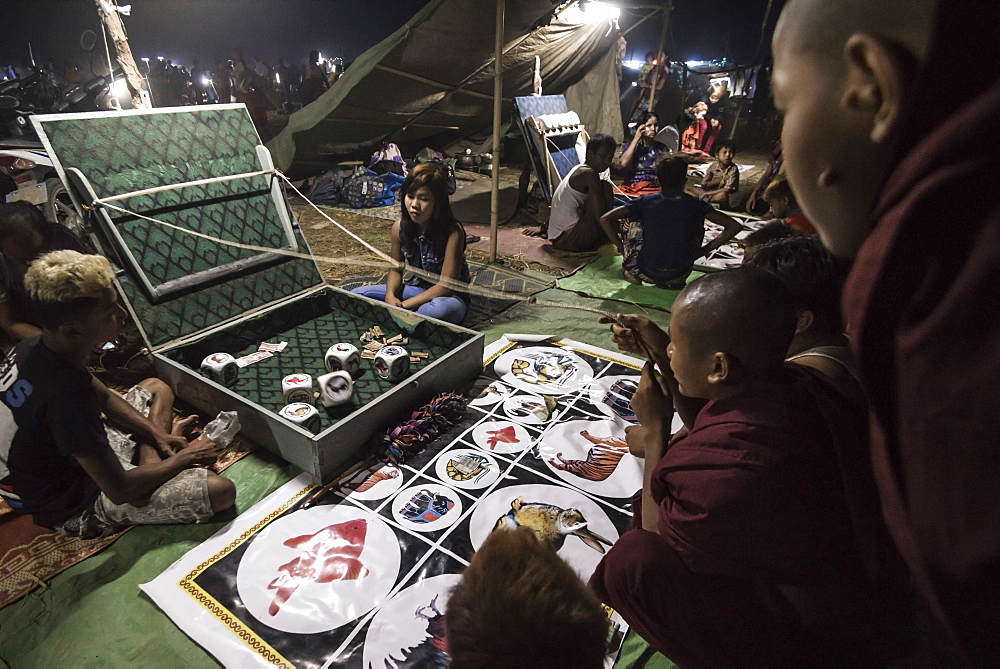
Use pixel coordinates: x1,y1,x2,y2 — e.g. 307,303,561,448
492,496,613,553
266,518,369,616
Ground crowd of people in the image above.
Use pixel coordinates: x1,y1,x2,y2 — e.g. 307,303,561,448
2,0,998,666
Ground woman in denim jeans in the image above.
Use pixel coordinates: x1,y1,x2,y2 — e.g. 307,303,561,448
352,163,471,324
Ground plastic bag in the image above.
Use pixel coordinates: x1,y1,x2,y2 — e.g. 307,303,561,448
342,168,406,208
202,411,240,449
307,169,344,204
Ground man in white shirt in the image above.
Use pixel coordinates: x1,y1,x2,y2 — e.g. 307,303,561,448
525,135,618,252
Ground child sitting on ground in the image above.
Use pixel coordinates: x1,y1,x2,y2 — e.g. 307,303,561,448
762,174,815,234
694,140,739,208
2,250,235,537
600,156,742,288
446,526,609,669
352,162,471,325
592,268,915,666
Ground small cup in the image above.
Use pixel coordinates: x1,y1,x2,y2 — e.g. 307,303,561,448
324,343,361,376
281,373,314,404
279,402,321,432
373,345,409,381
318,370,354,407
200,352,239,387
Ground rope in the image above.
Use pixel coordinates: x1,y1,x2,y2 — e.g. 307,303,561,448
90,176,627,325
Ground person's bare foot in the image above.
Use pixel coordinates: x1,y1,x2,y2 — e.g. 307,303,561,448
521,227,546,238
619,268,642,285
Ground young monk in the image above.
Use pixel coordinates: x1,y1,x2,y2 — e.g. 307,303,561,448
772,1,1000,660
2,251,235,537
591,269,914,667
446,527,608,668
743,236,862,401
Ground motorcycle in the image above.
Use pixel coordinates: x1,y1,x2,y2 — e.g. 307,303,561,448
0,69,122,239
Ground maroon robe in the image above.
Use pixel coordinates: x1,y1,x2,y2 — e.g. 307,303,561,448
591,364,912,667
842,2,1000,661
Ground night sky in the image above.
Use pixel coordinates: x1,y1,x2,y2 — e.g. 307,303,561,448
3,0,781,74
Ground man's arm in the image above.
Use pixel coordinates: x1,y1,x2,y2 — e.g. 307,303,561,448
599,205,631,252
630,362,673,532
697,209,744,257
75,438,220,505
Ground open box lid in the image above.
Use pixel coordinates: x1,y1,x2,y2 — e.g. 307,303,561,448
31,105,325,350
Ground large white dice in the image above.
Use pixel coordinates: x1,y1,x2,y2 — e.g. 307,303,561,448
324,343,361,376
200,352,239,387
318,370,354,407
373,345,409,381
279,402,321,432
281,373,314,405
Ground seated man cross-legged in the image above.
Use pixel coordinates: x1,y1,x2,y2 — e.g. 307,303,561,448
538,134,618,253
592,268,915,666
2,250,235,537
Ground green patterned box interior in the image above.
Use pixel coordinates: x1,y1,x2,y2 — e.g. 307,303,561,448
36,107,321,347
164,287,476,434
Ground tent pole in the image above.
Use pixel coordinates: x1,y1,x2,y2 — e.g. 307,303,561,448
490,0,505,263
93,0,150,109
646,0,673,112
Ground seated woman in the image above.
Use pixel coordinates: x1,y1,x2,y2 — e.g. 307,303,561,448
352,163,471,325
619,111,665,195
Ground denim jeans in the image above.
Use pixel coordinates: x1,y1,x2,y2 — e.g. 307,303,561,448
351,284,468,325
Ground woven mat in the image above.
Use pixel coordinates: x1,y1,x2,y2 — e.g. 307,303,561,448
335,261,553,330
0,436,254,610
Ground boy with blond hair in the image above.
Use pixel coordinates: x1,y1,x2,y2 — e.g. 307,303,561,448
2,250,234,537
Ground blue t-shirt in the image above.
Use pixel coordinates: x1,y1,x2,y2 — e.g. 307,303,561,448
2,336,106,527
626,191,713,280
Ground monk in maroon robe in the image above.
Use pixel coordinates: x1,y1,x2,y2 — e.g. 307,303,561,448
591,270,913,667
772,1,1000,661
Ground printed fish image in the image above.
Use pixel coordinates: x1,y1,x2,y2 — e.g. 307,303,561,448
493,496,613,553
400,489,455,524
548,430,628,482
344,467,399,493
484,425,519,450
266,518,369,616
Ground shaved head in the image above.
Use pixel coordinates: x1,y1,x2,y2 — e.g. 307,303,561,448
777,0,936,63
771,0,939,258
675,268,796,378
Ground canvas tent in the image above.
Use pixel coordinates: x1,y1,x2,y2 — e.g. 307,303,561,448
267,0,623,176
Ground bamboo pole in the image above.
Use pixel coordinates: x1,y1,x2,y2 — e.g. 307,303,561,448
646,0,673,112
489,0,505,263
94,0,149,109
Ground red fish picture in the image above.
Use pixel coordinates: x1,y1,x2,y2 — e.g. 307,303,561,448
484,426,519,450
266,518,369,616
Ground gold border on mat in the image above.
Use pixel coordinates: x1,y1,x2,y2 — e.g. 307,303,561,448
177,483,317,668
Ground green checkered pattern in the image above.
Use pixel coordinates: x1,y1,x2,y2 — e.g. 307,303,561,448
37,107,323,347
165,288,473,433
